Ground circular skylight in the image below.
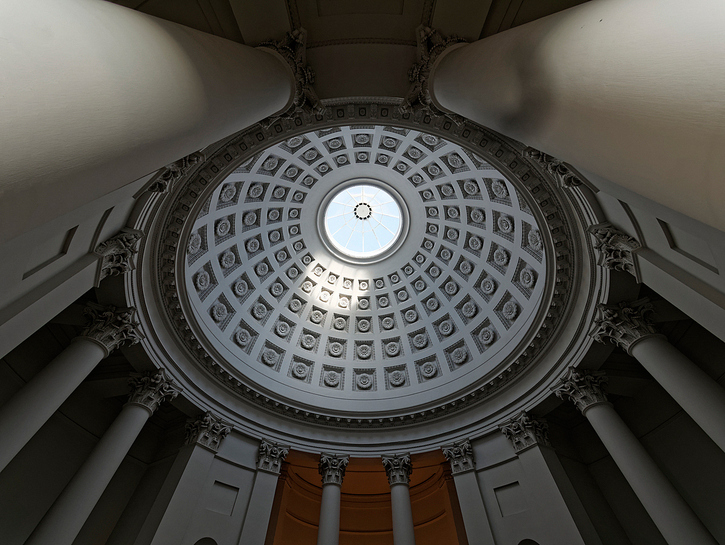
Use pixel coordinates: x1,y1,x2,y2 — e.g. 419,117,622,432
323,184,403,259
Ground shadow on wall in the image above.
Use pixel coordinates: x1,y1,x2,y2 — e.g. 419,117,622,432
194,539,217,545
519,540,540,545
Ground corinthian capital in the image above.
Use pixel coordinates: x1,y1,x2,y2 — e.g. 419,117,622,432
442,440,475,474
552,368,608,414
588,222,641,277
149,151,205,193
382,454,413,486
257,440,290,474
80,302,143,357
185,412,232,453
94,229,144,282
319,453,349,485
127,369,181,415
499,412,551,453
523,147,582,188
590,298,660,354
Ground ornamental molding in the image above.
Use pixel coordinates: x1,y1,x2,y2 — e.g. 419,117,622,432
95,229,144,283
259,28,323,117
590,298,660,355
319,453,349,485
149,152,205,193
588,222,641,278
382,453,413,485
499,411,551,453
552,368,608,414
185,411,232,453
142,100,585,429
522,147,582,188
127,369,181,414
400,26,466,117
441,440,475,474
79,302,143,357
257,439,290,474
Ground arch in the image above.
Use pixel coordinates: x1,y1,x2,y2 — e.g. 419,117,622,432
518,540,540,545
193,539,218,545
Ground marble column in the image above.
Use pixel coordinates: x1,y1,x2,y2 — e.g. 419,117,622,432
553,368,717,545
382,454,416,545
427,0,725,233
316,453,349,545
591,298,725,453
138,412,232,545
0,0,295,243
26,369,181,545
441,440,495,545
0,302,141,473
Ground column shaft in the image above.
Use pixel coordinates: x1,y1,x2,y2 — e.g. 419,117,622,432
0,338,106,473
631,335,725,452
429,0,725,232
0,0,294,244
390,483,416,545
316,483,342,545
26,403,151,545
584,402,717,545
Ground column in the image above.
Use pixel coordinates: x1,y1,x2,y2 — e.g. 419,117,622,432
136,412,232,545
316,453,349,545
0,0,296,244
238,440,290,544
553,368,717,545
591,298,725,453
0,302,141,473
382,454,416,545
26,369,181,545
427,0,725,232
441,440,495,545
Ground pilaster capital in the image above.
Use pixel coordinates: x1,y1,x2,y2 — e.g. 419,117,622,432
319,453,349,485
382,453,413,486
590,298,660,354
94,229,144,282
552,368,608,414
185,411,232,453
441,440,475,475
587,222,641,277
149,151,205,193
257,440,290,474
79,302,143,357
259,28,323,116
400,26,466,116
127,369,181,415
523,147,582,188
499,411,551,453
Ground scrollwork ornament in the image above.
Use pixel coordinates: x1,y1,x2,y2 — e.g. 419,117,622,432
319,453,349,485
441,439,475,474
127,369,181,415
149,152,205,193
185,411,232,453
590,298,659,354
94,229,144,282
80,302,143,357
523,147,582,188
382,454,413,485
257,440,290,474
552,368,608,414
588,222,641,277
499,411,551,453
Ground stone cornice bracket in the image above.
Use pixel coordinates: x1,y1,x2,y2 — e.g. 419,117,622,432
257,439,290,474
185,411,232,453
588,222,641,278
127,369,181,415
499,411,551,453
590,297,661,355
79,302,143,357
149,151,205,193
441,440,475,475
259,28,323,117
400,25,466,117
522,147,582,188
552,367,608,414
94,228,144,283
382,453,413,486
319,453,350,485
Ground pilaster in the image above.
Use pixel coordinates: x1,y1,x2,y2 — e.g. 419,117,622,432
441,439,475,474
588,222,641,277
94,228,144,282
552,368,609,414
185,411,232,453
257,439,290,475
148,151,205,193
499,411,551,453
382,454,413,486
523,147,582,188
590,298,662,354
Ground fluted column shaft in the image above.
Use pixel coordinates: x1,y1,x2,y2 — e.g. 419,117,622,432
0,304,141,474
317,453,349,545
383,454,416,545
25,370,180,545
554,369,717,545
